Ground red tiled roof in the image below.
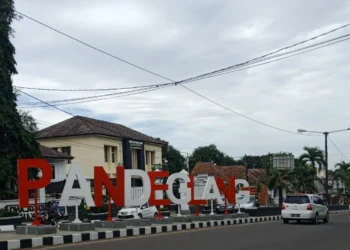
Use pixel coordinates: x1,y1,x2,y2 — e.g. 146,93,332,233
191,162,246,183
248,169,268,184
191,162,267,184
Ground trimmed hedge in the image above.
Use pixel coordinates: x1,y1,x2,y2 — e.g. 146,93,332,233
0,209,19,218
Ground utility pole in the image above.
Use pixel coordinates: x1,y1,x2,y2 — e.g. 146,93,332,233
324,132,328,196
298,128,349,196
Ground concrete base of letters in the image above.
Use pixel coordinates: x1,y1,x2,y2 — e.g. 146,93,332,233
173,216,193,223
16,225,57,235
150,218,174,224
235,213,249,218
190,215,211,222
123,219,152,227
59,223,96,231
94,221,127,229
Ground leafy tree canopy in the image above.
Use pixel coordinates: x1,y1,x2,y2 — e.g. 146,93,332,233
0,1,40,199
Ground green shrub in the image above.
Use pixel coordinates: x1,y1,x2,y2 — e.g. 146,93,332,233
0,209,19,218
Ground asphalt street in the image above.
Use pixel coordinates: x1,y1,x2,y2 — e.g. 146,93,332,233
43,215,350,250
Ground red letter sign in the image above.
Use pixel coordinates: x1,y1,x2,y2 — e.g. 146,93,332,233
94,166,125,207
148,171,171,206
18,159,52,208
215,177,236,204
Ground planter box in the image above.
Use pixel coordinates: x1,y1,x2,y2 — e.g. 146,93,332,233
327,205,349,211
235,207,281,217
173,216,193,223
161,211,170,217
0,216,22,228
124,219,152,227
60,223,95,231
87,212,109,221
16,225,57,235
150,218,174,224
94,221,127,229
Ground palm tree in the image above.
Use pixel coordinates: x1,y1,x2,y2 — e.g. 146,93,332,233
268,168,294,206
293,164,317,194
334,161,350,189
299,146,325,173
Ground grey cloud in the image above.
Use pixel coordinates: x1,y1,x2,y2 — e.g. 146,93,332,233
12,0,350,168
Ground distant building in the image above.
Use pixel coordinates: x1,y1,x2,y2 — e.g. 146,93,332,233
36,116,166,179
190,162,269,206
39,145,74,182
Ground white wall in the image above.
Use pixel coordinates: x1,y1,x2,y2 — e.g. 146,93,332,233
46,159,67,182
38,135,123,178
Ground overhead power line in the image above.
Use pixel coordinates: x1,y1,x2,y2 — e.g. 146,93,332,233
19,90,165,148
181,85,316,136
328,136,349,162
18,85,162,105
15,83,164,92
18,85,171,108
15,10,350,89
16,11,350,135
14,11,173,82
18,35,350,109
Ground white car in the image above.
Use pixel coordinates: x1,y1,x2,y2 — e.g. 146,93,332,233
281,194,329,224
117,202,158,220
234,195,257,209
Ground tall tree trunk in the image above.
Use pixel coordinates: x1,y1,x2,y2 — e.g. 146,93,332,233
278,187,283,206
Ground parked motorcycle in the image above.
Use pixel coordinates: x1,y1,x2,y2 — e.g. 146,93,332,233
38,200,61,226
38,211,61,226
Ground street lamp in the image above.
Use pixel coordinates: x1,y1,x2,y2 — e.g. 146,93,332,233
297,128,350,195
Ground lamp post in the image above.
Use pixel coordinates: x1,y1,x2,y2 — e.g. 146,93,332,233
297,128,350,196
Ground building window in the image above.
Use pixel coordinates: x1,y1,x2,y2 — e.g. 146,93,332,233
151,151,155,165
132,149,138,169
111,146,116,163
50,164,56,179
62,147,71,164
145,151,150,165
51,148,58,151
104,146,108,162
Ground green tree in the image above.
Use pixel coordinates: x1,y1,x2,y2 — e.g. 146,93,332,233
0,1,41,198
267,168,294,206
334,161,350,189
293,163,317,194
299,146,325,173
19,110,39,133
162,144,186,174
189,144,238,169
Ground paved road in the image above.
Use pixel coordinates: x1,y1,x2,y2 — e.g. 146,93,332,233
44,215,350,250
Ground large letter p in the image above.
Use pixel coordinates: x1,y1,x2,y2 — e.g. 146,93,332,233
18,159,52,208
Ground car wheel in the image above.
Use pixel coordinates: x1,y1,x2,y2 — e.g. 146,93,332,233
323,213,329,223
154,212,158,218
312,214,319,225
138,214,142,219
283,219,289,224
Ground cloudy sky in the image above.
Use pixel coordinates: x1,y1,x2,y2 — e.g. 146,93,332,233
12,0,350,169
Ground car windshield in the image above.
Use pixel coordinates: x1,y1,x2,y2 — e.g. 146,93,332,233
124,206,139,209
284,196,310,204
236,196,254,203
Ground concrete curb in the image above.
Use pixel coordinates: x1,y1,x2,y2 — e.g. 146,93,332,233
1,211,348,250
329,210,349,215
